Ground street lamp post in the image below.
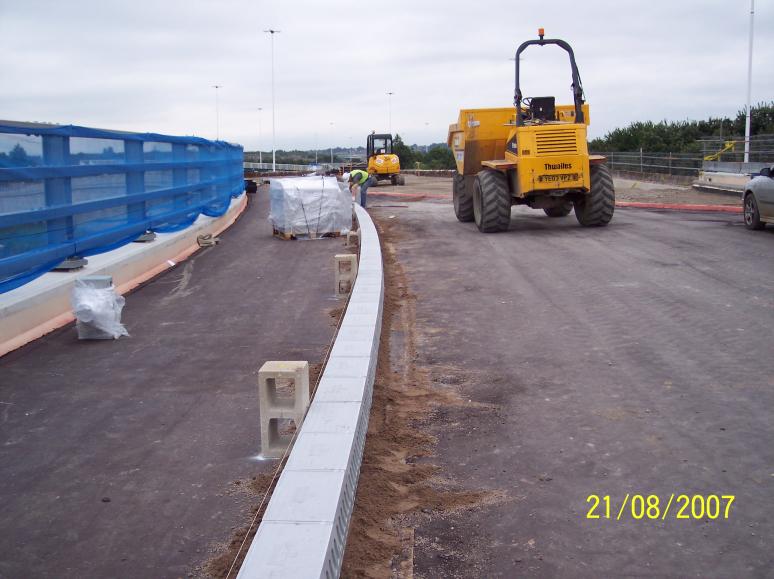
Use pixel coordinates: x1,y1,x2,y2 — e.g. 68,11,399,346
257,107,263,165
264,29,281,171
387,91,394,135
744,0,755,163
329,122,334,165
212,84,222,140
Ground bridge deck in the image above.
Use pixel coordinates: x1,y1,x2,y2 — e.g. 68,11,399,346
0,189,342,577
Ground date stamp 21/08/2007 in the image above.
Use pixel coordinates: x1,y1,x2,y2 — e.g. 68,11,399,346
586,494,735,521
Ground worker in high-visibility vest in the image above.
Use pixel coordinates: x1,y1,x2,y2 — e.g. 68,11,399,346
348,169,376,208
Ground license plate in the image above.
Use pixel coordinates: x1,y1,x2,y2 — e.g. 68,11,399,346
538,173,579,183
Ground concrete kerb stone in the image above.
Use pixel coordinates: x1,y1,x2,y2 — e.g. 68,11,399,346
237,204,383,579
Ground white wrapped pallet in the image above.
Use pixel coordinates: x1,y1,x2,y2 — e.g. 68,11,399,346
269,176,352,238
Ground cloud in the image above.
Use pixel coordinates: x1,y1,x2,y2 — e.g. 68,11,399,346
0,0,771,150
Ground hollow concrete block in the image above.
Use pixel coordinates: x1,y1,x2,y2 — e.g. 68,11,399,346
258,360,310,458
334,254,358,296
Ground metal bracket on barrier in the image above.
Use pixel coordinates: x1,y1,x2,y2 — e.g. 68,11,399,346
54,256,88,271
133,230,157,243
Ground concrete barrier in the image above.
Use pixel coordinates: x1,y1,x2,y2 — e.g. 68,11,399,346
236,204,383,579
693,171,750,193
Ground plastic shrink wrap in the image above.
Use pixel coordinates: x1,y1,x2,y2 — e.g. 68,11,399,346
269,176,352,236
71,278,129,340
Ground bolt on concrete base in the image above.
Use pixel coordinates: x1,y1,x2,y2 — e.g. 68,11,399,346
133,230,157,243
258,361,310,459
54,256,88,271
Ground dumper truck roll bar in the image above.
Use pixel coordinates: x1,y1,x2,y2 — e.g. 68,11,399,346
513,30,585,126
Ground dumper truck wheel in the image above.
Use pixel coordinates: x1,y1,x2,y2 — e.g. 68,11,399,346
391,174,398,186
544,201,573,217
397,174,405,186
453,172,474,222
574,164,615,227
473,169,511,233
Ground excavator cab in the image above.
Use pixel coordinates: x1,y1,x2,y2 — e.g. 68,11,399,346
367,133,393,157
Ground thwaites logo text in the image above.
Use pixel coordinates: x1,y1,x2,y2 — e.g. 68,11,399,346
544,162,572,171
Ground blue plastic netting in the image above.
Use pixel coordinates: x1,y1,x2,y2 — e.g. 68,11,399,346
0,123,244,294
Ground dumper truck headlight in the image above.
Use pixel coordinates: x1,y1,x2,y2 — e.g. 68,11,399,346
375,158,384,165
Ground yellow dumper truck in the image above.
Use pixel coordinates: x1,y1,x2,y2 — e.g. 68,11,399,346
448,30,614,232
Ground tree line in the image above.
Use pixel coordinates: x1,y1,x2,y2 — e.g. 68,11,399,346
589,102,774,153
245,136,457,170
392,135,456,170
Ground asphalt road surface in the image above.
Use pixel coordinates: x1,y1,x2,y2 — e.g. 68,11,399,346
369,201,774,578
0,190,342,578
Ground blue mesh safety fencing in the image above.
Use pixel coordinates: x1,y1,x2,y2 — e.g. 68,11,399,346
0,122,244,294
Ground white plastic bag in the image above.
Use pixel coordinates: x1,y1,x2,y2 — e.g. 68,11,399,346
71,279,129,340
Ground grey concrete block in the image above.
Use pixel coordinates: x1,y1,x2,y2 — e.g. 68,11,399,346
263,469,347,523
322,356,371,379
285,431,356,471
313,376,370,403
302,402,362,434
236,522,332,579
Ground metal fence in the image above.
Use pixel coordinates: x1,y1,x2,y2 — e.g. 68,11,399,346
595,135,774,179
0,121,243,293
244,161,344,173
595,151,703,177
697,134,774,164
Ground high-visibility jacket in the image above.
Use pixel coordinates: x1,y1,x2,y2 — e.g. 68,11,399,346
350,169,370,185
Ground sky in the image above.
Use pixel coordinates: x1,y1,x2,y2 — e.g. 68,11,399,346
1,0,772,151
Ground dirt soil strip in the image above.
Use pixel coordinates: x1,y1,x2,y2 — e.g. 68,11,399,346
616,201,742,213
340,217,504,578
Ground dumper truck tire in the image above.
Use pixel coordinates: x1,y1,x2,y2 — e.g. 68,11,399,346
453,172,474,222
574,164,614,227
397,174,405,186
544,201,573,217
473,169,511,233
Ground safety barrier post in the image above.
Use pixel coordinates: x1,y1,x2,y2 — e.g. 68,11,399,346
172,143,187,215
202,145,215,208
42,135,74,250
124,140,146,228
